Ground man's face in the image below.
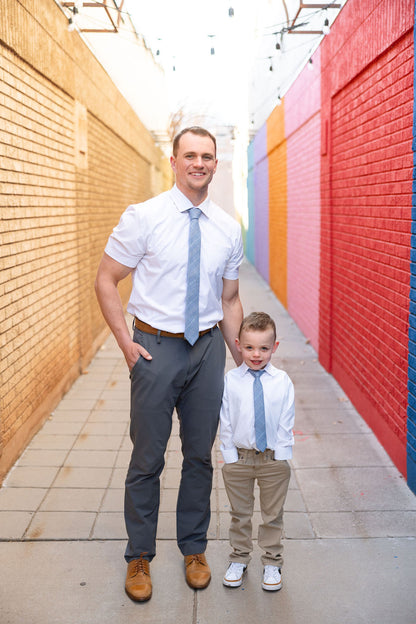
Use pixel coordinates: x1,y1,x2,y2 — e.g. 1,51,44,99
170,132,217,201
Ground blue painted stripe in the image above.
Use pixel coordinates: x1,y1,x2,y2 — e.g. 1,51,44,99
408,416,416,438
407,0,416,494
246,140,255,264
407,431,416,460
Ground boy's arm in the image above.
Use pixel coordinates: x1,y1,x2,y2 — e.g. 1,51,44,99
219,377,239,463
274,379,295,460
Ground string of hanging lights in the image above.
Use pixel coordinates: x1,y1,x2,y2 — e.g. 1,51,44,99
62,0,342,80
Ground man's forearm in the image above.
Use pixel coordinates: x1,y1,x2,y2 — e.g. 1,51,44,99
219,296,243,365
94,275,131,353
95,255,152,369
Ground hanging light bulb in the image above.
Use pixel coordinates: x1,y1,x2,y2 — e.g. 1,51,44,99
68,5,78,31
229,7,234,17
211,47,215,55
322,18,330,35
276,32,283,57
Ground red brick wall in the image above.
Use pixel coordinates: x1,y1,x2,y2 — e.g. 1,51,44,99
320,0,414,473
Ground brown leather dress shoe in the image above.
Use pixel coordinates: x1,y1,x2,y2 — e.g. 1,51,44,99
125,556,152,602
184,553,211,589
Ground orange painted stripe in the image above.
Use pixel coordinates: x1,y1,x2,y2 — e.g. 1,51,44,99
267,103,287,308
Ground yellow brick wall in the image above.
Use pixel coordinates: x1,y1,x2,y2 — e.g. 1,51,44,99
0,0,172,482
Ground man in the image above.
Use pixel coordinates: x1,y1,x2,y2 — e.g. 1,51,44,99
95,127,244,602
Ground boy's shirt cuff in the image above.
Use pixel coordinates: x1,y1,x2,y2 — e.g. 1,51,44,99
273,446,293,460
221,447,239,463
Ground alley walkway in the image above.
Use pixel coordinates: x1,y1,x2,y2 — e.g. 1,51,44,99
1,260,415,624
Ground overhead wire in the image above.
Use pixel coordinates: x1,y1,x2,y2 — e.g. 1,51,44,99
251,34,322,118
64,0,339,61
63,0,343,122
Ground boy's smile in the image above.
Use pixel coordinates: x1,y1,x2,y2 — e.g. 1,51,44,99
236,328,278,370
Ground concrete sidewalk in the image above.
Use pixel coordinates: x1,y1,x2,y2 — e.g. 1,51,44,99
1,259,415,624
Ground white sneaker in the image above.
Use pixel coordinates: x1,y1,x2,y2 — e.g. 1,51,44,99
223,562,247,587
262,565,282,591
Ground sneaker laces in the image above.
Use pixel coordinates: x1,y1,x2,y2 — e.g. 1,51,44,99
226,562,246,578
264,565,281,581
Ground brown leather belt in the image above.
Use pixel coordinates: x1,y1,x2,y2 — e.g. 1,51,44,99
134,318,215,339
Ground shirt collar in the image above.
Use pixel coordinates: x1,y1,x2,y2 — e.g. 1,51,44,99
238,362,276,377
169,184,211,217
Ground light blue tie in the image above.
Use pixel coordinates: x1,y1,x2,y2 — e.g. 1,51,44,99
249,370,267,452
184,207,202,345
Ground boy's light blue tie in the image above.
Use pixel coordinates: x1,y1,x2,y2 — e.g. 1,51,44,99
249,369,267,452
184,207,202,345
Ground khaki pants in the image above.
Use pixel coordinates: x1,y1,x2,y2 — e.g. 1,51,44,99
222,448,290,566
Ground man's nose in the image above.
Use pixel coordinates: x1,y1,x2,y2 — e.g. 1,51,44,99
194,156,203,167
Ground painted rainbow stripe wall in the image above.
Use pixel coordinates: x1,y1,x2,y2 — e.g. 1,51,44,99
248,50,321,349
246,0,415,494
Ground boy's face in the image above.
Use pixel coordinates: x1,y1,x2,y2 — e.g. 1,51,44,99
236,328,279,370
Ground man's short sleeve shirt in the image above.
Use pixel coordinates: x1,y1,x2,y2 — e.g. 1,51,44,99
104,185,244,332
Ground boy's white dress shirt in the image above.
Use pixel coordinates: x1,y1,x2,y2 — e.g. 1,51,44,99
220,362,295,464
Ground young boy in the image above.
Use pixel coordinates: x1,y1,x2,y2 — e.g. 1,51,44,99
220,311,295,591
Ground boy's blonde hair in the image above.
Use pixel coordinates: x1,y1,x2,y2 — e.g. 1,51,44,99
239,312,276,341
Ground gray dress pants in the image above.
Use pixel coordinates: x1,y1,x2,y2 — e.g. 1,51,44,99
124,325,225,562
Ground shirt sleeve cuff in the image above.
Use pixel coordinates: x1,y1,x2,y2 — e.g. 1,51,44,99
221,447,239,463
273,447,293,460
104,242,138,268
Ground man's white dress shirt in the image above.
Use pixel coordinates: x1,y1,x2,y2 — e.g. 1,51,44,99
220,362,295,463
105,185,243,333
